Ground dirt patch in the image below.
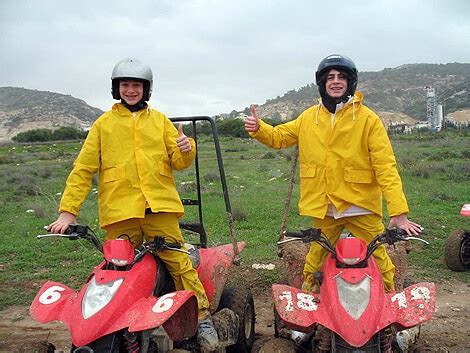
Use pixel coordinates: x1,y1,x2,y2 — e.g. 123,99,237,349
0,306,71,352
1,275,469,352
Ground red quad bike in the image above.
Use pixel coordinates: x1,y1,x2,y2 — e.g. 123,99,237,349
444,204,470,272
30,116,256,353
266,228,436,353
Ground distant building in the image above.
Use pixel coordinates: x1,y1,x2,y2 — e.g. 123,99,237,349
425,86,441,131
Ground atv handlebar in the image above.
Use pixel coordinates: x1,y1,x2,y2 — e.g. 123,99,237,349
38,224,103,252
279,227,429,261
131,236,190,264
279,228,335,253
38,224,190,258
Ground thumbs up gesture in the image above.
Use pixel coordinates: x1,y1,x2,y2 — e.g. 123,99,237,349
244,104,260,132
176,123,192,153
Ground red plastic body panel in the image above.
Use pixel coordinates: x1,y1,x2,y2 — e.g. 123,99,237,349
336,237,367,264
30,240,198,346
103,238,135,265
273,237,436,348
197,241,246,310
30,239,244,346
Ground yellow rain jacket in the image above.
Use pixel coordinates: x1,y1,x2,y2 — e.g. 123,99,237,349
59,104,196,227
250,92,409,218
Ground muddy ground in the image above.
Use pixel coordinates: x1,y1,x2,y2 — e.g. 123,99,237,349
0,248,469,352
0,278,468,352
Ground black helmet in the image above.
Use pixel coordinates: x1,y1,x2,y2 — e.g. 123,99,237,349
111,58,153,101
315,54,358,96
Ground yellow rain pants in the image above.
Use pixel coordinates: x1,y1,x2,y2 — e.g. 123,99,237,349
302,213,395,292
104,212,210,319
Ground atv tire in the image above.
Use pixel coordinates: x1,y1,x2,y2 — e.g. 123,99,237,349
217,287,255,353
444,229,470,271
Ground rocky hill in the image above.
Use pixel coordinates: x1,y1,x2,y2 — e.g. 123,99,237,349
0,87,103,141
249,63,470,122
2,63,470,141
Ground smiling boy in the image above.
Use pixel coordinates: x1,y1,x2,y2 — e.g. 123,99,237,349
49,58,218,349
244,54,422,293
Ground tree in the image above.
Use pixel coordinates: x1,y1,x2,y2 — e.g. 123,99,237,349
12,128,52,142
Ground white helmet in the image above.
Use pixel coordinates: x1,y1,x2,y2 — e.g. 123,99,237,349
111,58,153,101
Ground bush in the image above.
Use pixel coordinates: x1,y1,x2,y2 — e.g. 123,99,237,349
12,127,87,142
12,129,52,142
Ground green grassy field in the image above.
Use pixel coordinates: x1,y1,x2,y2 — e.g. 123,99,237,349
0,130,469,310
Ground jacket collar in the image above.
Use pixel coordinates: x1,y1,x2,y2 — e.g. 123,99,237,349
112,103,151,116
318,91,363,112
315,91,364,124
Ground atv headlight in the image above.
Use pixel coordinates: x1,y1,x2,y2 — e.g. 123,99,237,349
336,276,370,320
82,276,123,319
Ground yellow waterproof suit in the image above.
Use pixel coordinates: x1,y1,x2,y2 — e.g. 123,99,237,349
59,103,210,314
250,92,409,291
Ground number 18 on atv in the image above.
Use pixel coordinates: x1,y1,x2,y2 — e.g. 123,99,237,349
30,117,256,353
270,228,436,352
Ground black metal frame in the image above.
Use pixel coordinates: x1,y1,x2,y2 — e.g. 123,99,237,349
170,116,233,248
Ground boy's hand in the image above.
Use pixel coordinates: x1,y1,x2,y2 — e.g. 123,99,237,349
176,123,192,153
48,211,77,234
388,214,423,236
244,104,260,132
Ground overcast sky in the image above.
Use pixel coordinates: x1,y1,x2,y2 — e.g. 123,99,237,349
1,0,469,116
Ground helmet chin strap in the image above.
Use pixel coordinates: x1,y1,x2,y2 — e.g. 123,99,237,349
322,93,354,114
121,99,148,112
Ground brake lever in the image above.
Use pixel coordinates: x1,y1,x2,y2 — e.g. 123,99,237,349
37,233,79,239
402,236,429,245
277,237,301,245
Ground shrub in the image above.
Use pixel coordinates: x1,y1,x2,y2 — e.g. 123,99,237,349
12,127,87,142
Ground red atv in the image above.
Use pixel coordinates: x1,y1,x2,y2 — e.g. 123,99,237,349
261,228,435,352
444,204,470,271
30,116,256,352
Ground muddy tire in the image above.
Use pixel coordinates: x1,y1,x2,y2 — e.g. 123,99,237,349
218,287,255,353
252,337,296,353
273,309,290,339
445,229,470,271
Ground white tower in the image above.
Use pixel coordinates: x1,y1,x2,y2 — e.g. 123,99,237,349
425,86,438,131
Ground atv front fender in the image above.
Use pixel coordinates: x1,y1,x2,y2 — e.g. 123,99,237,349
128,290,198,341
30,281,76,323
272,284,323,333
389,282,436,328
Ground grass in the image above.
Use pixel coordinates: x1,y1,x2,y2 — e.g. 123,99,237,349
0,131,469,310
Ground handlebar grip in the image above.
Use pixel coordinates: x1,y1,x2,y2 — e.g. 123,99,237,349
387,228,407,238
284,228,322,240
166,243,182,249
284,231,303,238
65,224,88,237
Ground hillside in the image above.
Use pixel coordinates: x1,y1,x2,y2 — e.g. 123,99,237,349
1,63,470,141
0,87,103,141
250,63,470,121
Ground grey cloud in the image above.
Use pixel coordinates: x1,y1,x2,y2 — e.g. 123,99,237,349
1,0,469,116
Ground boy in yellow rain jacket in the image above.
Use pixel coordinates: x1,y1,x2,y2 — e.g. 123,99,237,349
245,54,423,292
49,58,218,349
